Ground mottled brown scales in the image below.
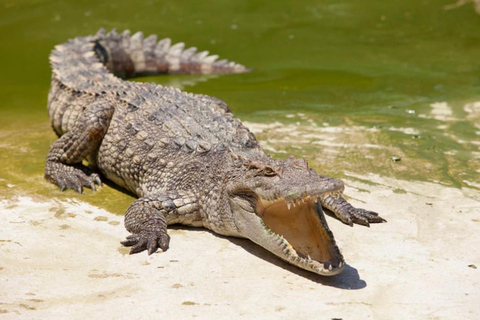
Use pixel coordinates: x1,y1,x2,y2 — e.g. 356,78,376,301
45,29,385,276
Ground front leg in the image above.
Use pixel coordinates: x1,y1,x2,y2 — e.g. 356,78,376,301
320,194,386,227
121,191,200,255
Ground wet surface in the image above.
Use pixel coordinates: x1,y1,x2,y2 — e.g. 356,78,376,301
1,0,479,318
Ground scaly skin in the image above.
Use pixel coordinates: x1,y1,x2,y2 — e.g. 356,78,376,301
45,29,386,276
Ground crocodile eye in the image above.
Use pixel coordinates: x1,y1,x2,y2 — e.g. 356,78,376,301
263,167,277,176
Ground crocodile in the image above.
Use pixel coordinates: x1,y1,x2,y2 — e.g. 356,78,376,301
45,29,385,276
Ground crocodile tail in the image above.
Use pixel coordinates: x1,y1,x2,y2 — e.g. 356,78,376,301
94,28,251,78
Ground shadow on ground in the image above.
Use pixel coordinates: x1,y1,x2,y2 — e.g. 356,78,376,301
169,225,366,289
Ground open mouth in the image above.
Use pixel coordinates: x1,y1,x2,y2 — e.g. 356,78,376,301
256,195,344,275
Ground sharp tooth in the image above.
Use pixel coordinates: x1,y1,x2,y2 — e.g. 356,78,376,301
286,202,292,210
329,264,333,271
307,255,312,261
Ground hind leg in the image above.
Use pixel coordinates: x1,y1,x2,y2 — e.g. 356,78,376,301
45,100,114,193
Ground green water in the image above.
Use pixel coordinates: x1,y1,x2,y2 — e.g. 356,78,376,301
1,0,479,211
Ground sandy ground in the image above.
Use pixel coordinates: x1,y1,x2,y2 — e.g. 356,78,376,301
1,173,479,319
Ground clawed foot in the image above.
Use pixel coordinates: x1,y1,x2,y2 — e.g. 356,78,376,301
45,162,101,193
332,207,386,227
321,194,386,227
121,231,170,255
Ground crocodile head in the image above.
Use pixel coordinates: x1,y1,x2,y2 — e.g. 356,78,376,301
227,155,346,276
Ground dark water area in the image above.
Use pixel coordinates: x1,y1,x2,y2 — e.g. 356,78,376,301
1,0,479,211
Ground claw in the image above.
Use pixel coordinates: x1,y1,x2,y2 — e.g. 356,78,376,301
147,239,158,255
121,231,169,255
130,237,148,254
158,235,169,251
120,234,140,246
357,219,370,227
365,211,387,223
